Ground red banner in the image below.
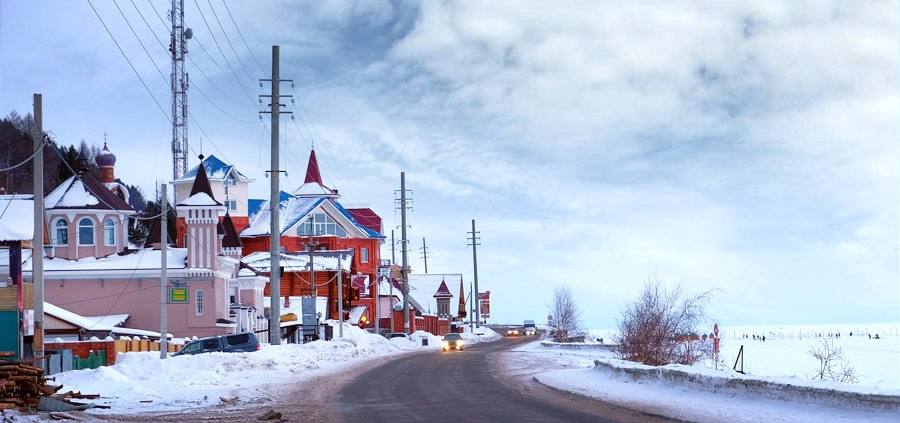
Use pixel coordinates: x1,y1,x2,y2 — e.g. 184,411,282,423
480,299,490,318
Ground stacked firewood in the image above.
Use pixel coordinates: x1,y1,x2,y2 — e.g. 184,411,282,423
0,360,60,410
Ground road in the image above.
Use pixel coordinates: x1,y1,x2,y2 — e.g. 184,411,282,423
330,335,676,423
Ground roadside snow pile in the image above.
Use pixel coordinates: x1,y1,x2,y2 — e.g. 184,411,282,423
461,326,502,343
54,322,423,413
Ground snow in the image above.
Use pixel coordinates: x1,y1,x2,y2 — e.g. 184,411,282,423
22,248,188,271
265,296,328,319
44,177,99,208
178,192,220,206
0,195,34,241
243,250,353,273
54,322,460,413
44,302,168,338
241,195,321,237
506,323,900,423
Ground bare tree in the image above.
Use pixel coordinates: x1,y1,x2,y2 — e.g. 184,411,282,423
615,276,712,366
549,285,581,342
808,337,857,383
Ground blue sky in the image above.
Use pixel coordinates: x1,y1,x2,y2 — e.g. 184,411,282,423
1,1,898,328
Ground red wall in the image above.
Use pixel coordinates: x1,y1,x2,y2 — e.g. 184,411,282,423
45,340,118,364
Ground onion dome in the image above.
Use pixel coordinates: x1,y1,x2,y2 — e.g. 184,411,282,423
96,142,117,167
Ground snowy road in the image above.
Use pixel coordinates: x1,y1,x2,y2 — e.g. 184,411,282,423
329,335,677,423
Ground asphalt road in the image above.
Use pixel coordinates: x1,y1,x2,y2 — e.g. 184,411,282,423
330,335,660,423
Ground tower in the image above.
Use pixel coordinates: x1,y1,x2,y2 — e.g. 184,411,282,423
176,156,223,270
170,0,192,179
433,279,453,318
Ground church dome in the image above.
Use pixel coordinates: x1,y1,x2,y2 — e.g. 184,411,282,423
96,142,116,167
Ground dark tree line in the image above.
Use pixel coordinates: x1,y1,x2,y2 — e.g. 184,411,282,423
2,110,155,246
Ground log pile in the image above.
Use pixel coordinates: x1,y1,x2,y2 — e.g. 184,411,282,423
0,361,60,410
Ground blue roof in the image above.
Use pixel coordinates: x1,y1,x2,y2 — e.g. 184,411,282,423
333,201,385,239
177,155,250,182
248,191,293,217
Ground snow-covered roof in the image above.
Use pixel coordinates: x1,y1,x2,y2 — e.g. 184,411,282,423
178,192,220,207
45,302,169,338
241,250,353,273
85,313,129,328
22,248,189,273
242,195,322,237
406,274,464,315
0,195,34,241
44,173,134,212
175,154,251,183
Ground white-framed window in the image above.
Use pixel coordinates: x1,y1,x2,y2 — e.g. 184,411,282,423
77,218,94,245
297,213,347,237
361,247,369,263
103,218,116,246
226,200,237,212
195,289,204,315
53,218,68,245
224,174,236,187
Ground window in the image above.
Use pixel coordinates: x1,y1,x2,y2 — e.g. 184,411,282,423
361,247,369,263
224,174,236,187
201,338,218,351
103,218,116,246
54,219,68,245
77,218,94,245
227,200,237,211
225,333,250,346
297,213,347,237
195,289,204,315
181,341,201,354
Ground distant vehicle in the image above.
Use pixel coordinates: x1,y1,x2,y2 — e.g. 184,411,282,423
523,320,537,336
506,328,520,336
386,332,410,340
442,333,464,351
174,332,260,356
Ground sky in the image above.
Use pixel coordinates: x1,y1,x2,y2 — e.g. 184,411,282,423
1,1,898,328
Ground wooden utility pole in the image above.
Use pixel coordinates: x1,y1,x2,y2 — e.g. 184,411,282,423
337,254,343,337
31,93,44,365
390,229,395,332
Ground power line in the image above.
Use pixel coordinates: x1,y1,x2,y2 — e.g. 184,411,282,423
192,0,256,103
221,0,264,73
206,0,256,85
0,138,48,172
86,0,171,123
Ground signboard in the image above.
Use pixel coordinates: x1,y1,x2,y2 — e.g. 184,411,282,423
478,291,490,301
480,299,490,319
169,287,188,303
301,296,318,335
377,266,391,280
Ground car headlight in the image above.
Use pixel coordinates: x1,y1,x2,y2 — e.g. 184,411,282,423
442,341,449,347
458,341,463,347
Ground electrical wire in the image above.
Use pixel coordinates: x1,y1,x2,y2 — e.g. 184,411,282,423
207,0,257,86
221,0,264,73
86,0,171,123
0,138,48,172
192,0,256,103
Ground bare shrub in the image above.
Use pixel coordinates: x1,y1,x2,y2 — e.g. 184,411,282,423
808,337,857,383
615,277,712,366
549,285,581,342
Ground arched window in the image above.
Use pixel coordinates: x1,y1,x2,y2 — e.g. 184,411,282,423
78,218,94,245
54,219,68,245
297,213,347,237
104,218,116,246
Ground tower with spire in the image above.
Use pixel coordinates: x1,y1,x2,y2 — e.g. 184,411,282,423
176,155,225,270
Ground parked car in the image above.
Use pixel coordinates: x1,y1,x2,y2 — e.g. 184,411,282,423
442,333,464,351
506,328,520,336
174,332,260,356
386,332,410,340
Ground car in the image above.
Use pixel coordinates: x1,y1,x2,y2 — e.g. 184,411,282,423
506,328,520,336
386,332,410,340
174,332,260,356
442,333,464,351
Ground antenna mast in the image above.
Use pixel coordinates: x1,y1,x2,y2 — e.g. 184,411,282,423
170,0,191,179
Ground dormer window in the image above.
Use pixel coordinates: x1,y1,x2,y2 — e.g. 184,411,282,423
298,213,346,237
224,173,236,187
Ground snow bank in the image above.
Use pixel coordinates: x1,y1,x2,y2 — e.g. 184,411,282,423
54,323,430,413
461,326,502,343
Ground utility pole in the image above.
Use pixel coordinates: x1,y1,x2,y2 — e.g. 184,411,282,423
31,93,44,365
259,45,292,345
420,237,428,274
398,173,411,334
169,0,191,179
389,229,395,332
337,253,343,337
160,184,168,358
467,219,481,327
470,281,475,331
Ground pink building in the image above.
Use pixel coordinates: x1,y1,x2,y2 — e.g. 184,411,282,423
23,147,267,339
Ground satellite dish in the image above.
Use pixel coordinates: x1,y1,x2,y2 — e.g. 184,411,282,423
184,28,193,39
